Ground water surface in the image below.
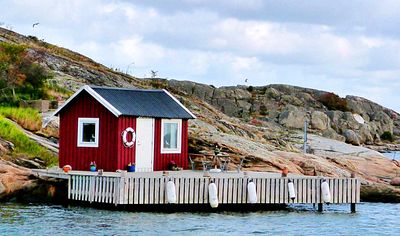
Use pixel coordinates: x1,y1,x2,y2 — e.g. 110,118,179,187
382,151,400,160
1,203,399,235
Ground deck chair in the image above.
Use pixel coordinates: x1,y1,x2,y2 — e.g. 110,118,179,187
188,154,206,170
219,156,231,172
188,155,195,170
237,157,246,172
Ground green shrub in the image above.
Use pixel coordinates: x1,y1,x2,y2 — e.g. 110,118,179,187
381,131,394,142
318,92,349,111
0,115,57,166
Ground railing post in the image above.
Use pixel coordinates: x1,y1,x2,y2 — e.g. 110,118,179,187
67,175,71,200
89,176,95,203
119,172,127,205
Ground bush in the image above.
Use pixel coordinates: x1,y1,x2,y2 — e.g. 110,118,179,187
318,92,349,111
381,131,394,142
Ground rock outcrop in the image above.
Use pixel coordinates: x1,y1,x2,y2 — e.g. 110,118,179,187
0,160,67,202
0,160,34,200
278,105,307,129
310,111,330,130
390,177,400,186
164,80,399,146
343,129,361,146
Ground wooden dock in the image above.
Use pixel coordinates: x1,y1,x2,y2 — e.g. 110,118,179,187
33,170,361,212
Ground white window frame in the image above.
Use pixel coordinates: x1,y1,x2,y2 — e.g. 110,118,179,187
77,118,99,147
161,119,182,154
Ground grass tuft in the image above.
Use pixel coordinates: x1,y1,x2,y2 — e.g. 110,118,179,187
0,107,42,131
0,115,57,166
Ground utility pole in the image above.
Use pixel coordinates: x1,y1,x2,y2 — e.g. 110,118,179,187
303,120,308,154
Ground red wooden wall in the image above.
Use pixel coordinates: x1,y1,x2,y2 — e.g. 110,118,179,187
59,91,119,171
116,116,136,170
153,119,189,171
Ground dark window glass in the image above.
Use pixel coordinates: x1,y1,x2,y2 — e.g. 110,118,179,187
82,123,95,142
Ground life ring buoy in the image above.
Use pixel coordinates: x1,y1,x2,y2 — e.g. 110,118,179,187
121,127,136,148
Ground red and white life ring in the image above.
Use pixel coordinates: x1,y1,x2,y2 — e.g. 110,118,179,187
121,127,136,148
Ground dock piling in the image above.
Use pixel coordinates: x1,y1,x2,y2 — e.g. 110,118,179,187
350,203,356,213
317,203,323,212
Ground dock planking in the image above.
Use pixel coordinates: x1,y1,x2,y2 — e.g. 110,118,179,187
65,171,360,208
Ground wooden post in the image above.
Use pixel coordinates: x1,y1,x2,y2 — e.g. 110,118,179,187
317,203,323,212
350,203,356,213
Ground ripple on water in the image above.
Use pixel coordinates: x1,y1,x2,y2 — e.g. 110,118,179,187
0,203,399,235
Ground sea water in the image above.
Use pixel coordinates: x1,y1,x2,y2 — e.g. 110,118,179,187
0,203,399,235
382,151,400,160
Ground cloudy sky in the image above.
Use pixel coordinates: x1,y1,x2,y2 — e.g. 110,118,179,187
1,0,400,112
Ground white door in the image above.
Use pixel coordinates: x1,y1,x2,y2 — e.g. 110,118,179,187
135,118,154,172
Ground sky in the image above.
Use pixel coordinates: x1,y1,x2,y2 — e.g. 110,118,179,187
1,0,400,112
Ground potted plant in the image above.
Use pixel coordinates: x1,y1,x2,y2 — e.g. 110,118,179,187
127,162,135,172
90,161,97,172
168,160,177,170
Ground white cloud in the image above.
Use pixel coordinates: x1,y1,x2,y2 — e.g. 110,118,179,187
2,0,400,111
212,19,303,55
110,36,166,67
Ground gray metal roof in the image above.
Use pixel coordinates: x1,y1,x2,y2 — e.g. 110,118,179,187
90,86,195,119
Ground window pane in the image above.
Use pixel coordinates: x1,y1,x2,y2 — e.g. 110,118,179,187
82,123,96,142
163,122,178,149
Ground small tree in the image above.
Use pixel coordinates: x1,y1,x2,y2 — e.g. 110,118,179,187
0,42,52,103
150,70,158,78
0,42,27,97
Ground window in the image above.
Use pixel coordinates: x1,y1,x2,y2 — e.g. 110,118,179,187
161,119,181,153
77,118,99,147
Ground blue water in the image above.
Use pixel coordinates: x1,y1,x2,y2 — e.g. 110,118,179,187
382,151,400,160
1,203,399,235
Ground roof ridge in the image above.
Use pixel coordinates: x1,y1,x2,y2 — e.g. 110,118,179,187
90,85,164,92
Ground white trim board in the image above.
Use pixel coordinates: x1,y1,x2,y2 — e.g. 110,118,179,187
53,85,122,117
160,119,182,154
52,86,195,120
163,89,196,119
77,117,99,147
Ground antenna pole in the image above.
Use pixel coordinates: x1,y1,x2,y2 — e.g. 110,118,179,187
303,120,308,154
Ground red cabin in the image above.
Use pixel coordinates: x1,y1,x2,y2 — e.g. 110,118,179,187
54,85,196,172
